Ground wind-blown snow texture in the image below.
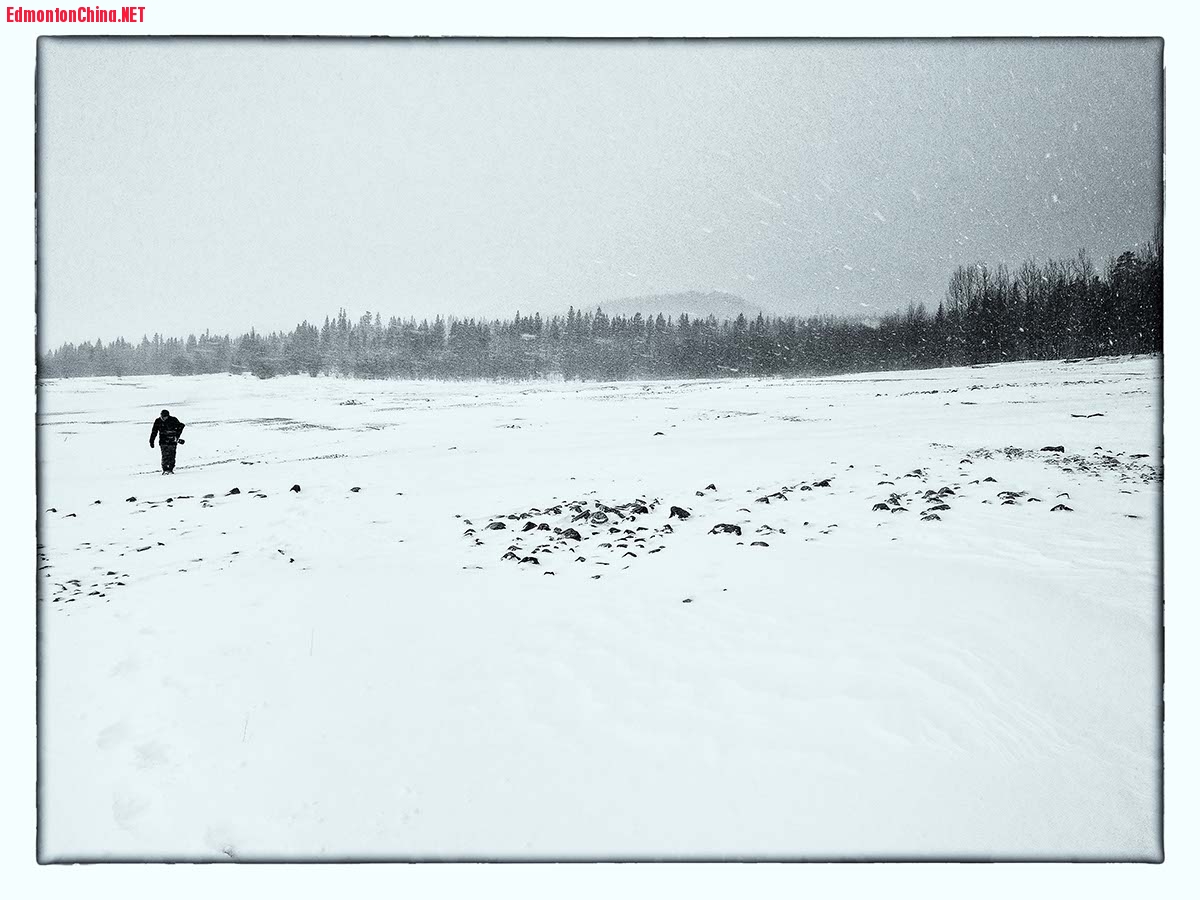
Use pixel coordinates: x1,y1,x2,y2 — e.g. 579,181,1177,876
37,356,1162,861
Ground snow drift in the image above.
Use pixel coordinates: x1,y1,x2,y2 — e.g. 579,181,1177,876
36,355,1162,860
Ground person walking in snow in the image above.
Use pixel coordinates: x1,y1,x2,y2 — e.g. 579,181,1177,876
149,409,186,474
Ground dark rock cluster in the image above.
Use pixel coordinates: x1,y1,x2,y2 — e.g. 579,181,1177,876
467,482,794,574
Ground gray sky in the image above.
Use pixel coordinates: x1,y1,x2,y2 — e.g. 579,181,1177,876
38,38,1161,346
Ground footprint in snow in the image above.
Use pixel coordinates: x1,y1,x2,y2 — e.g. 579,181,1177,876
111,792,150,830
96,720,130,749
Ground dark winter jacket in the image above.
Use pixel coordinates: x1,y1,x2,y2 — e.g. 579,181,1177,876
150,415,185,447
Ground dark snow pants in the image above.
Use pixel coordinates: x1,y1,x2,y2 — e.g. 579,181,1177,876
159,439,177,472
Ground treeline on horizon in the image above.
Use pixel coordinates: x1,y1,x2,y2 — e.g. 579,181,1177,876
39,239,1162,382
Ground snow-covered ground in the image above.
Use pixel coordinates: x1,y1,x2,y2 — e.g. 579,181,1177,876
36,356,1162,861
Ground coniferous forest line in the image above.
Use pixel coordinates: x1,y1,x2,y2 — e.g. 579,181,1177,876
39,238,1162,382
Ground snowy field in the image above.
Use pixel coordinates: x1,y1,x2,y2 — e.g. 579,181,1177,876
36,355,1162,861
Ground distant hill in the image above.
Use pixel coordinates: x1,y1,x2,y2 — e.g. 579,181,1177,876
586,290,781,323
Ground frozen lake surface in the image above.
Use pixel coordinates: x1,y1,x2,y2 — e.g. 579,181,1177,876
36,356,1162,860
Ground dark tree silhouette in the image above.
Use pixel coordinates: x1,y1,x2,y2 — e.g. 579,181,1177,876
38,238,1162,382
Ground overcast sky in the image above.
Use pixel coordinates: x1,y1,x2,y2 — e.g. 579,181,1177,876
38,38,1161,346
